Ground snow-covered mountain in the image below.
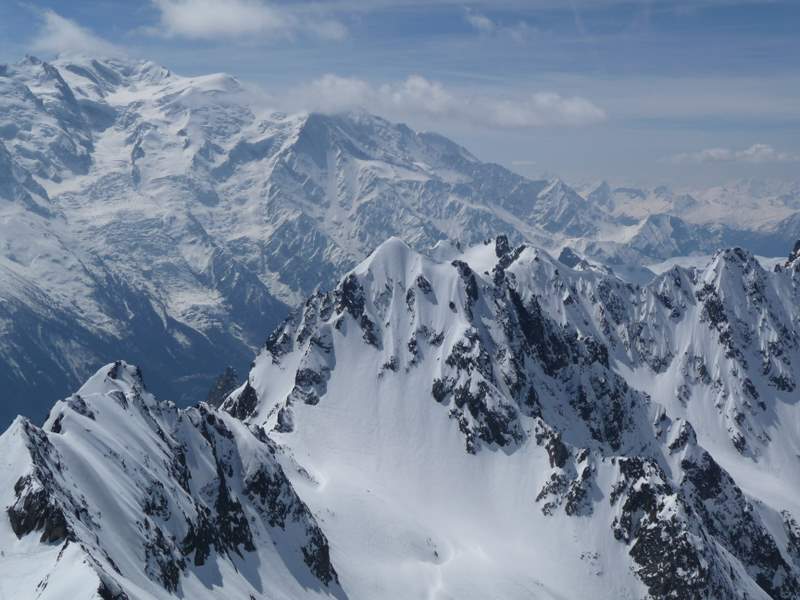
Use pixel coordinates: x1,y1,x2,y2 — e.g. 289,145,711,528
217,235,800,599
580,179,800,228
5,235,800,598
1,54,798,428
1,361,342,599
581,179,800,240
0,56,290,425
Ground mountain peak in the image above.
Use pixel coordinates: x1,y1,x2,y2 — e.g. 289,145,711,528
18,54,44,67
362,236,415,266
74,360,146,396
350,236,425,294
3,359,342,599
707,245,763,276
51,55,173,99
541,176,569,195
587,180,614,209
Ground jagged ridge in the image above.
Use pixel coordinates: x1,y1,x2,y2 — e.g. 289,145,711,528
0,361,342,600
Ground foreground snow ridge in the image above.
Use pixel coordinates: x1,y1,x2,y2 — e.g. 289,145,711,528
0,361,340,600
5,237,800,599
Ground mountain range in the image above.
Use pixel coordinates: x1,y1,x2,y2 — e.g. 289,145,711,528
3,235,800,599
2,53,800,598
1,55,799,427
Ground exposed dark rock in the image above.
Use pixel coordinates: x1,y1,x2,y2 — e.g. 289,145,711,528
495,235,511,258
451,260,479,317
205,366,238,407
275,406,294,432
49,413,64,433
506,287,569,375
67,394,96,419
668,420,697,453
181,506,216,566
7,475,71,544
783,510,800,567
545,434,569,468
557,247,582,268
143,521,185,592
415,274,433,294
97,579,131,600
224,380,258,419
302,527,339,586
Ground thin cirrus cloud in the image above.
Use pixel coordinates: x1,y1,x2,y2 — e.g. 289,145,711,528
286,74,607,128
29,9,124,56
670,144,800,164
465,9,496,33
148,0,348,41
463,9,535,43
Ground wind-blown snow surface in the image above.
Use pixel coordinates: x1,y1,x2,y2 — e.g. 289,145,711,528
2,54,798,427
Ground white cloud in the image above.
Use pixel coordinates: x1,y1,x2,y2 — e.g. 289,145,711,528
381,75,456,116
465,10,496,33
507,21,535,43
670,143,800,164
736,143,797,163
286,74,606,129
150,0,347,41
464,9,535,43
488,92,607,127
297,74,374,113
30,10,123,57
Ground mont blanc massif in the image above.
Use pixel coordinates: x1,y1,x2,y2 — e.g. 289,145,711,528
2,55,800,600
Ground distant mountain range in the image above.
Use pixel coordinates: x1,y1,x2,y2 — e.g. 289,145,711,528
0,54,798,427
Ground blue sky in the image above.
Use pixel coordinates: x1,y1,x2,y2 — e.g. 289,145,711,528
1,0,798,186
